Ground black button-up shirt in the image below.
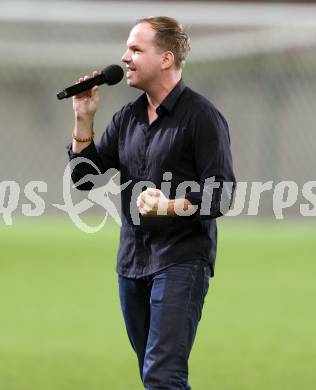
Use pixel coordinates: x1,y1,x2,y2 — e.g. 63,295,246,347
67,79,235,278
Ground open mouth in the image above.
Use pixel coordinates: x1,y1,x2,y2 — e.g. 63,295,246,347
126,66,136,75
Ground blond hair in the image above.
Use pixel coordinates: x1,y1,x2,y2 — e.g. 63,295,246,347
136,16,190,69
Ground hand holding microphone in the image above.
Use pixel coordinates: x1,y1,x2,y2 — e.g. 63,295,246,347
57,65,124,153
72,71,101,123
71,72,98,153
57,64,124,121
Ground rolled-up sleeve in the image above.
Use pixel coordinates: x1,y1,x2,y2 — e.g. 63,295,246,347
66,111,121,190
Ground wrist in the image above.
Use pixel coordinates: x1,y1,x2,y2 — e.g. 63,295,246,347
74,118,94,138
168,199,194,216
72,131,95,143
75,113,94,128
166,200,176,216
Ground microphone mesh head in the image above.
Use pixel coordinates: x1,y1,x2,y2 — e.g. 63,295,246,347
102,65,124,85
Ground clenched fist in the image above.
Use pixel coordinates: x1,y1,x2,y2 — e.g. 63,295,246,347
137,188,170,217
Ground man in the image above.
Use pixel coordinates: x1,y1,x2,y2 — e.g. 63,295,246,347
67,16,235,390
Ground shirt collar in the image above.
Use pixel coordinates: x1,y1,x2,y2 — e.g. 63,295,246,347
159,78,186,113
132,79,186,118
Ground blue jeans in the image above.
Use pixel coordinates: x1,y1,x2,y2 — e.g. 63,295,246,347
118,259,211,390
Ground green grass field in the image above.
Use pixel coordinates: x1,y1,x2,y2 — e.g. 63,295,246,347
0,218,315,390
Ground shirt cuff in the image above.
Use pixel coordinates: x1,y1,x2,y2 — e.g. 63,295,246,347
184,186,223,219
66,141,98,160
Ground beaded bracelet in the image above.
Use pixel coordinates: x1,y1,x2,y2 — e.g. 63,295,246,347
72,131,95,143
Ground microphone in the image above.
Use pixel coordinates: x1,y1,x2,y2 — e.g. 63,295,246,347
57,64,124,100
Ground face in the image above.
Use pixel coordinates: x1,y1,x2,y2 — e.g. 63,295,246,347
121,22,164,90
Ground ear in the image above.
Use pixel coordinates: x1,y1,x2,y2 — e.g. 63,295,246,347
161,51,175,70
